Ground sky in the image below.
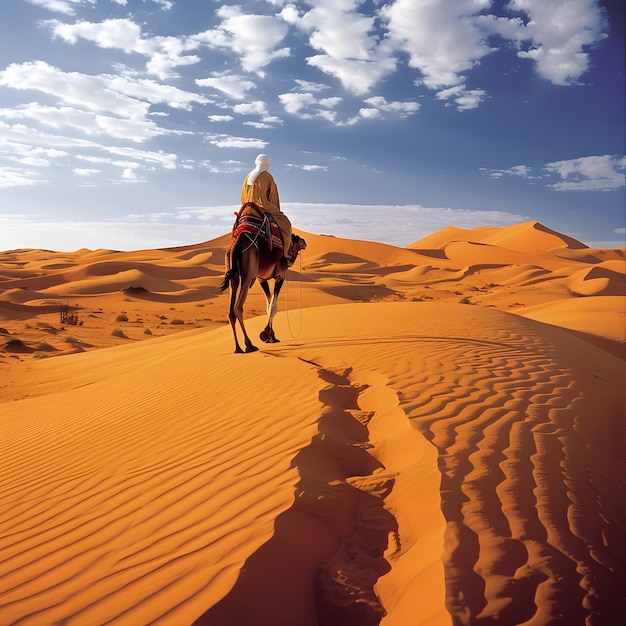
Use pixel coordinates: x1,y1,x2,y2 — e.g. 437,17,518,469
0,0,624,252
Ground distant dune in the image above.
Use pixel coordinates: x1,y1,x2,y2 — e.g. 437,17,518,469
1,221,624,625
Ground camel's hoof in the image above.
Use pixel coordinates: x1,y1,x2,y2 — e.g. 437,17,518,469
234,346,244,353
260,329,279,343
245,344,259,353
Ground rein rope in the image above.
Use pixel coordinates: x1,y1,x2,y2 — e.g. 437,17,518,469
239,212,268,253
285,250,303,338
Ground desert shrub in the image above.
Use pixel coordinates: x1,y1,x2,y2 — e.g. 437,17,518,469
111,328,127,338
33,352,49,359
121,285,148,295
115,314,129,322
170,319,185,325
459,296,478,305
60,302,79,325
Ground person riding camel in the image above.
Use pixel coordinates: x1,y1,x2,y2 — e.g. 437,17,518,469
240,154,292,259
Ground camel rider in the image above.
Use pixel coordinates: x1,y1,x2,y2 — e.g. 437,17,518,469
241,154,292,259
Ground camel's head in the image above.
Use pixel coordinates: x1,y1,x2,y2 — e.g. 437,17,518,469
293,235,306,252
287,235,306,266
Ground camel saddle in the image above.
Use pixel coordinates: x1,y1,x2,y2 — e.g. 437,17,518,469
231,202,283,252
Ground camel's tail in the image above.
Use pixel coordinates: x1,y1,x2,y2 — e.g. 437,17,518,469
219,268,235,292
220,245,241,291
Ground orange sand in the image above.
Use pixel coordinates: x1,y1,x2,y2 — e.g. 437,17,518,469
1,220,624,625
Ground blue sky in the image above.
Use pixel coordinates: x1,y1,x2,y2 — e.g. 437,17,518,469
1,0,624,251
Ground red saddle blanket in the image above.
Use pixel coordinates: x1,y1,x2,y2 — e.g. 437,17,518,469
231,203,282,251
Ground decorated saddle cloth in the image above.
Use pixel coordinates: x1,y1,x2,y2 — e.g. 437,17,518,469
231,202,282,251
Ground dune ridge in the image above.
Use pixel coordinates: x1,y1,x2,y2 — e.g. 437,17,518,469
1,221,625,624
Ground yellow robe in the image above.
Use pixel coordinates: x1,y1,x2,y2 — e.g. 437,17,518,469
241,170,292,256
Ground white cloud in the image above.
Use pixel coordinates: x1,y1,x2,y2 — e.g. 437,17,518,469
194,5,290,75
46,18,200,79
233,101,268,116
105,75,209,110
24,0,93,16
504,0,607,86
307,54,397,95
121,167,140,181
0,167,42,188
285,0,396,94
485,156,626,191
436,85,487,111
48,17,143,52
382,0,494,90
73,167,100,176
0,118,179,188
208,114,234,123
205,134,268,150
381,0,606,97
285,163,328,172
93,115,163,142
484,164,537,179
0,62,207,143
545,155,626,191
346,96,420,124
196,73,257,101
292,79,331,93
279,92,342,121
362,96,420,117
232,101,281,126
0,61,147,120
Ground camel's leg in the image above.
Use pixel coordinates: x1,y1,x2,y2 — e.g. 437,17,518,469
228,275,245,353
259,279,283,343
233,276,258,353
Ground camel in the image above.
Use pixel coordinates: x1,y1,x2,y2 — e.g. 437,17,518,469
220,204,306,353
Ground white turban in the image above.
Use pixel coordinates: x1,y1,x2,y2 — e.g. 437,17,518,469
246,153,271,185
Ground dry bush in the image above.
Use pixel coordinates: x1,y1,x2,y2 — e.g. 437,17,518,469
60,302,79,325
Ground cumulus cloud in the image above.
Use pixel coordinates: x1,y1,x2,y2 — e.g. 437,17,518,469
545,155,626,191
382,0,494,90
46,17,200,78
194,5,290,75
208,114,234,123
283,0,396,95
436,85,487,111
279,92,342,121
381,0,606,99
345,96,421,124
497,0,607,86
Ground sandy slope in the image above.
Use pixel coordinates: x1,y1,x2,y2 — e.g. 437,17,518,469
1,220,625,625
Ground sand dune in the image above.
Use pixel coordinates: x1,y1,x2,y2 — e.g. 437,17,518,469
1,221,625,625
